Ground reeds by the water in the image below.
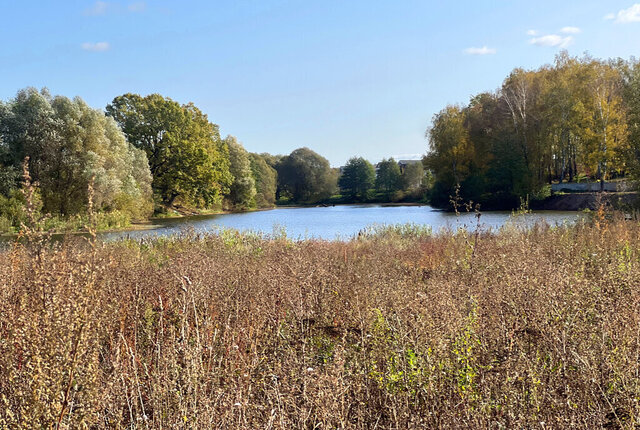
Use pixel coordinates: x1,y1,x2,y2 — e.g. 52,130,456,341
0,216,639,428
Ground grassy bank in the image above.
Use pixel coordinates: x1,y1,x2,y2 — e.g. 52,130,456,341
0,210,138,236
1,217,639,428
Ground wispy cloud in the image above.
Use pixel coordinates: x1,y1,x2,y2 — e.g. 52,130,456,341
604,13,616,20
463,46,497,55
127,1,146,12
81,42,110,52
526,29,538,36
84,1,108,16
529,34,573,48
608,4,640,23
560,26,581,34
83,1,146,16
392,153,424,161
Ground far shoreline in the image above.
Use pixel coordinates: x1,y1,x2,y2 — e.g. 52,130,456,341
0,197,613,240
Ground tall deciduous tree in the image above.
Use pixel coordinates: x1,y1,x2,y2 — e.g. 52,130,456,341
276,147,336,203
106,94,232,208
583,61,627,189
339,157,375,201
622,59,640,178
375,158,402,197
224,135,256,209
425,105,475,205
249,153,277,207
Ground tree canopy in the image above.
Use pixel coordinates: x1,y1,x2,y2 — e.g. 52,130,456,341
425,52,640,208
339,157,375,201
375,158,402,197
0,88,152,219
249,153,277,208
106,93,232,208
276,147,336,204
224,135,256,209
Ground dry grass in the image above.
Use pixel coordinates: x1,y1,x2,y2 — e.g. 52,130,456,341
1,216,639,428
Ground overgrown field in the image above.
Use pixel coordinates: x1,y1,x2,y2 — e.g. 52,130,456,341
1,218,639,428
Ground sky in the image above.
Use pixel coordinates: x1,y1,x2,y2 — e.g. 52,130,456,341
1,1,640,167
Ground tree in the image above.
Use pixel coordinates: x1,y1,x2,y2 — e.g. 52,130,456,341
0,88,153,219
541,52,590,183
339,157,375,201
400,161,424,191
425,105,474,205
224,135,256,209
583,61,627,190
622,58,640,178
249,153,277,207
106,94,232,207
276,147,336,203
259,152,284,170
375,158,402,197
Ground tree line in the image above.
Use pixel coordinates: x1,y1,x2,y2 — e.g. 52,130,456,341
0,88,428,232
425,51,640,208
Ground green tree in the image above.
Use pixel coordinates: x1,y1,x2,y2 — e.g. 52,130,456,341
339,157,375,201
276,147,336,203
0,88,153,219
375,158,402,197
106,94,232,208
259,152,284,170
425,105,474,205
249,153,277,207
224,135,256,209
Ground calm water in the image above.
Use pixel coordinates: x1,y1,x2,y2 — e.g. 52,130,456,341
97,205,583,241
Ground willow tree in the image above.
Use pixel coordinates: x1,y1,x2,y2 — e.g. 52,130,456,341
0,88,153,219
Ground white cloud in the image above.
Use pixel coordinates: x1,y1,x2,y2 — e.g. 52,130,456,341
127,1,146,12
529,34,573,48
392,153,424,161
604,13,616,20
464,46,497,55
81,42,110,52
84,1,146,16
614,4,640,23
560,26,581,34
526,29,538,36
84,1,108,16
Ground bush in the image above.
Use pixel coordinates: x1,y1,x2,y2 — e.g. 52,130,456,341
0,216,12,233
0,192,27,231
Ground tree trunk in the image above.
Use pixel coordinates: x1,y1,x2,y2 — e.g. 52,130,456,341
166,193,179,207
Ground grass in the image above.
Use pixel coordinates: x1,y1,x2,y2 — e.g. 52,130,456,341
1,214,639,428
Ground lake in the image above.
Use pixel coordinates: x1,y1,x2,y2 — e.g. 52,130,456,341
99,204,584,241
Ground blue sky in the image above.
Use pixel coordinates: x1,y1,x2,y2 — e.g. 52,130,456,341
2,1,640,166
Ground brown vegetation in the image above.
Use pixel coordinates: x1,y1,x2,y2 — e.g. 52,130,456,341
1,216,639,428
